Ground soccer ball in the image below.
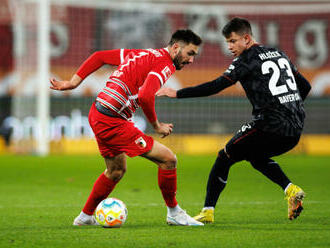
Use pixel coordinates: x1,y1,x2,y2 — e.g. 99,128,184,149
95,198,128,228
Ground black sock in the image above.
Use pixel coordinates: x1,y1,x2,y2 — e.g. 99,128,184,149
250,158,291,190
204,149,235,208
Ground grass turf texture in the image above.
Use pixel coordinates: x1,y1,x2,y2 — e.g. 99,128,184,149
0,154,329,248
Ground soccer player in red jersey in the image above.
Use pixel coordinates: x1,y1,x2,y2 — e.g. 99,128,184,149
50,30,204,226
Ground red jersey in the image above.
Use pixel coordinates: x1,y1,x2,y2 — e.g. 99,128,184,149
76,48,176,122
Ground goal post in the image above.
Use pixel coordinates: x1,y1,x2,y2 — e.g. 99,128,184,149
9,0,51,155
36,0,51,156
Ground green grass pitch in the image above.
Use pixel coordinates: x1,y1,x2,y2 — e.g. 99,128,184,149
0,154,329,247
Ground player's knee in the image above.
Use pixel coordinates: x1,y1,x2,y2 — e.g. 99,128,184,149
105,167,126,182
163,153,177,170
111,170,125,181
214,149,235,169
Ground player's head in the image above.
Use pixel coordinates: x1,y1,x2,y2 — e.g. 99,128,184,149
222,17,255,57
168,29,202,70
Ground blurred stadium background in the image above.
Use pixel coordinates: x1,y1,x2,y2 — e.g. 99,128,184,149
0,0,329,156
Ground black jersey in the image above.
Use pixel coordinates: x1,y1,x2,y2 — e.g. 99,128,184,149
223,44,305,136
177,44,311,137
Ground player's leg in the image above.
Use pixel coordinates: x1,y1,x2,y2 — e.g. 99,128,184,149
204,149,235,207
141,140,177,207
250,159,305,220
195,122,259,223
73,153,126,226
248,134,305,220
194,149,235,223
141,141,203,226
250,158,291,190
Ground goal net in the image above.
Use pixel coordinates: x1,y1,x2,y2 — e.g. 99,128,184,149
3,0,330,155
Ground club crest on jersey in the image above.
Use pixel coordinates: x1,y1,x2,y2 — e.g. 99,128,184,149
135,137,147,148
225,64,235,74
162,66,172,81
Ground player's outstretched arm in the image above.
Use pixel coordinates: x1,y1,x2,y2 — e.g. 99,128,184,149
50,74,82,91
156,87,177,98
169,76,235,99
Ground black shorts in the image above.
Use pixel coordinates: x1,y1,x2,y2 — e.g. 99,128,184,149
225,121,300,162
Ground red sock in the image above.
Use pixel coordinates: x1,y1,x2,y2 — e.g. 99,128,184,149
158,168,178,208
82,173,118,215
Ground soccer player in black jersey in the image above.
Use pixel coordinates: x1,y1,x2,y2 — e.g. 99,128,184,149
157,17,311,222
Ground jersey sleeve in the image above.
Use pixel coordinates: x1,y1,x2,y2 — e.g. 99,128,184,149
223,56,250,82
138,73,163,123
295,72,311,101
138,58,174,123
76,49,132,79
177,76,235,98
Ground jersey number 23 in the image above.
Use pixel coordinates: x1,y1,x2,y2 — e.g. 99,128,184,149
262,58,297,96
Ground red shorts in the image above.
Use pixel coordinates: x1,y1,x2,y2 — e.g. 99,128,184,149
88,103,154,158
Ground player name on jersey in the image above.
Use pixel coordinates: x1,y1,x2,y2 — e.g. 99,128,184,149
258,51,281,60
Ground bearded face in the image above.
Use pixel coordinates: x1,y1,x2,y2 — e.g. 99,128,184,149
173,50,190,70
170,43,199,70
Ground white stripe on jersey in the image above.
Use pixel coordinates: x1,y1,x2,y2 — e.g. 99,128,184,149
109,79,138,108
128,94,138,100
149,71,164,86
102,89,126,107
120,49,125,63
110,78,133,96
96,97,128,120
104,87,127,105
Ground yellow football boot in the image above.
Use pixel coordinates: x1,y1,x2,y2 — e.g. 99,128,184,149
193,209,214,223
285,184,305,220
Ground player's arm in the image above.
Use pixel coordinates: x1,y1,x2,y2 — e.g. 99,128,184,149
177,76,235,98
295,72,311,101
157,76,235,98
50,49,127,91
138,73,173,138
287,56,311,101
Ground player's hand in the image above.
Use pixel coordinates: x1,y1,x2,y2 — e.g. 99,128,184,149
50,75,82,91
50,78,76,91
156,87,177,98
154,122,174,138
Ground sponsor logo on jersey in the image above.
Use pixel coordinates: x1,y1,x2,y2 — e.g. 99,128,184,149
278,93,301,104
161,66,172,81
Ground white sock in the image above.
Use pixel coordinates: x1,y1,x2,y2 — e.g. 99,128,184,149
202,207,214,211
167,205,182,216
284,183,292,194
78,211,93,220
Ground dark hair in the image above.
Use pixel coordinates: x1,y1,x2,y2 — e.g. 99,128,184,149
222,17,252,38
169,29,202,46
